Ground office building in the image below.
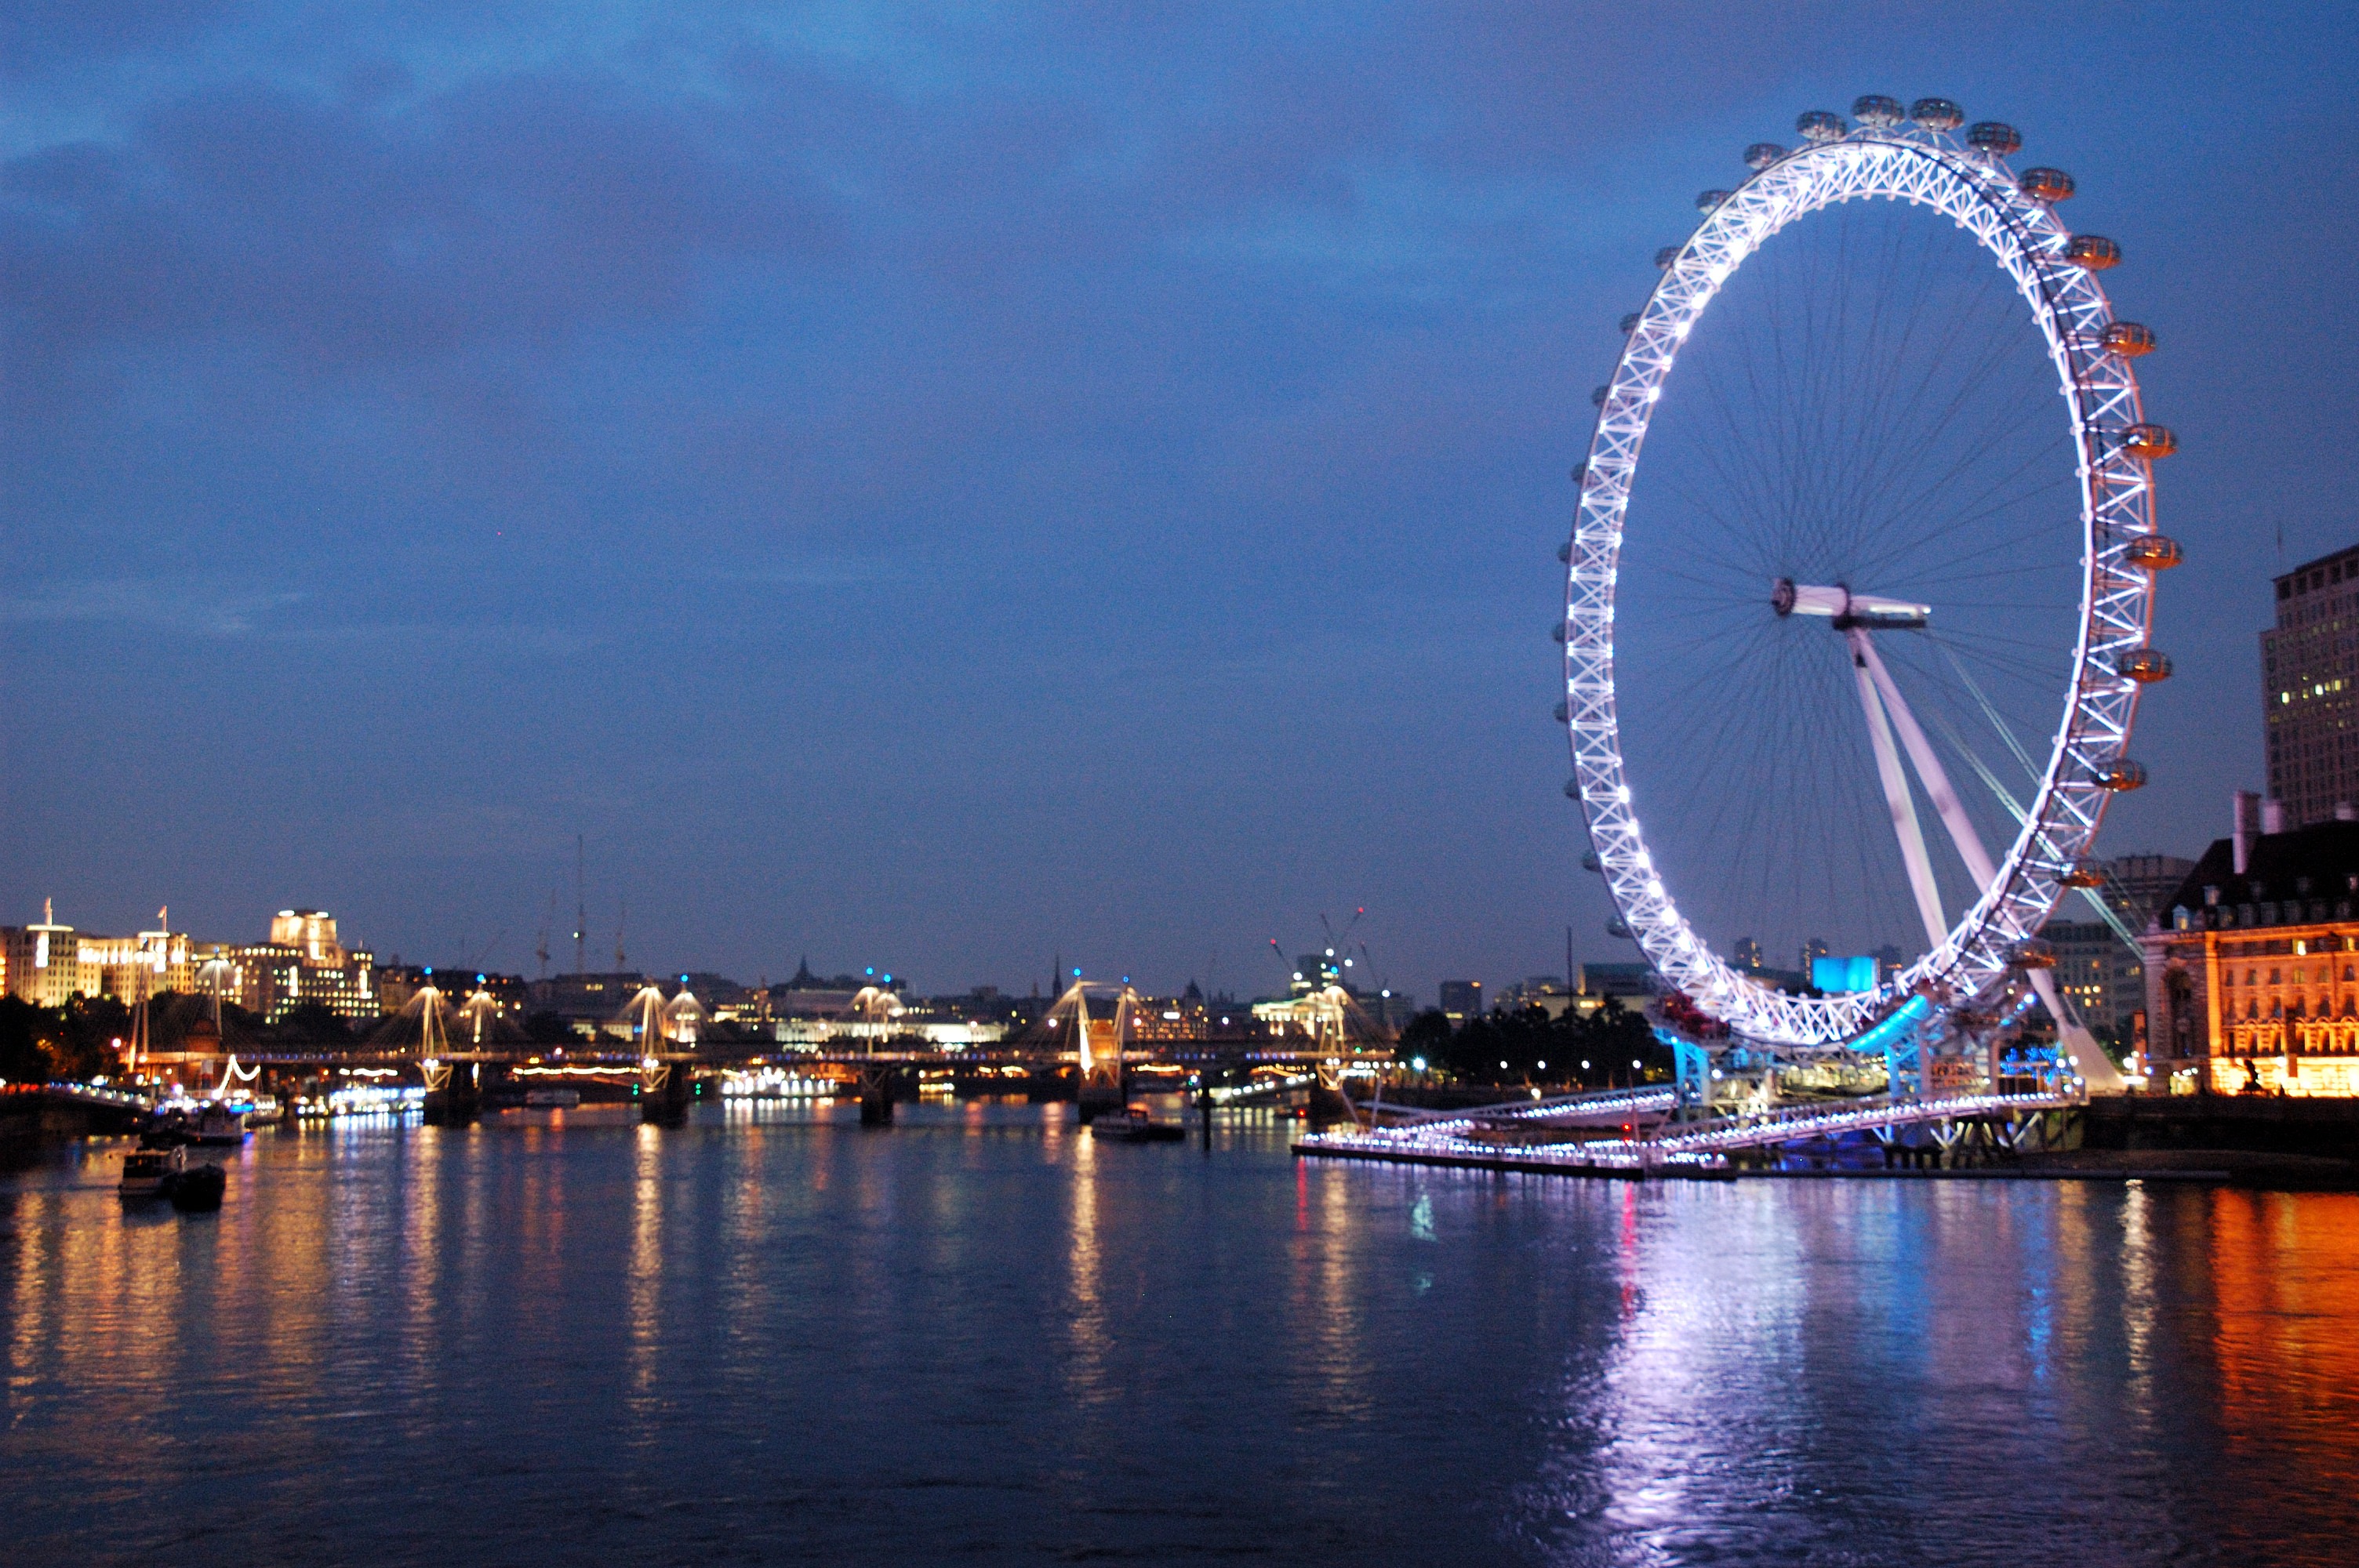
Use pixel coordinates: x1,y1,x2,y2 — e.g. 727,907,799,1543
214,910,377,1024
527,971,652,1025
3,902,194,1007
2040,854,2200,1037
1437,979,1483,1022
2263,543,2359,826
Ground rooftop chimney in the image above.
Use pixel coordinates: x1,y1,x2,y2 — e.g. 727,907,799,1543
2263,797,2288,835
2233,789,2259,875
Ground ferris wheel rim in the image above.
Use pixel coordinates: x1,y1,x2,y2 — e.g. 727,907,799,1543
1565,122,2161,1049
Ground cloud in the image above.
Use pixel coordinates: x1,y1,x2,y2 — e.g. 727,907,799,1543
1,64,848,403
0,575,303,634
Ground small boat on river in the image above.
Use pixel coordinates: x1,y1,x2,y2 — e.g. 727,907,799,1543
1092,1105,1187,1143
119,1146,180,1202
190,1100,249,1147
169,1160,227,1212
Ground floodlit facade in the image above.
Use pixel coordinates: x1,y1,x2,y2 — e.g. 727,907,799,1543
213,910,377,1024
2141,816,2359,1095
2,904,194,1007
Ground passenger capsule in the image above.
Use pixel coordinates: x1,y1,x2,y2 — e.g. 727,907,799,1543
2122,423,2178,459
1565,779,1583,800
2018,166,2075,202
2125,534,2183,571
1605,915,1634,939
1557,540,1572,564
1696,189,1731,215
1554,699,1570,724
2065,234,2122,270
1852,95,1905,129
1592,386,1610,408
1550,620,1568,644
2101,321,2157,358
1744,141,1787,170
1797,110,1848,142
2058,858,2106,888
1654,245,1681,269
1910,97,1964,131
2115,648,2174,683
2098,759,2149,792
1967,121,2022,156
1582,849,1604,873
1570,461,1588,485
1619,312,1642,335
2008,938,2059,971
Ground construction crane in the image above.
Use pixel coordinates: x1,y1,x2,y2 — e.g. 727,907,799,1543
1265,908,1372,996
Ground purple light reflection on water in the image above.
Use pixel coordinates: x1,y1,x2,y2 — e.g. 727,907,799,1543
3,1103,2355,1565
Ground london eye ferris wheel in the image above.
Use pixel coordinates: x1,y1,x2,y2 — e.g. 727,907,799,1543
1562,96,2181,1073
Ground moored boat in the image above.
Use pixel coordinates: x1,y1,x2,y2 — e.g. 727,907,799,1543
169,1160,227,1212
118,1146,180,1202
190,1101,249,1146
1092,1105,1187,1143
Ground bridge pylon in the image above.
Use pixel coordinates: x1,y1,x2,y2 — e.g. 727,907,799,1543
405,983,479,1127
1041,979,1136,1123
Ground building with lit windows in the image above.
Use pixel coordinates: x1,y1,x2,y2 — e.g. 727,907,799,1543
2040,854,2197,1038
214,910,377,1024
3,902,194,1006
2263,543,2359,827
2140,812,2359,1095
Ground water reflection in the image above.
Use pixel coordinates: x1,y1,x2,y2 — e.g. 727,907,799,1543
1062,1118,1110,1409
3,1119,2356,1565
626,1123,663,1420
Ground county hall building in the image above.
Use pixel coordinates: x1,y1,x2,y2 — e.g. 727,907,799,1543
2140,800,2359,1095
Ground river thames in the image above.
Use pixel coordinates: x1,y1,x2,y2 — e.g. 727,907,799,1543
4,1101,2356,1566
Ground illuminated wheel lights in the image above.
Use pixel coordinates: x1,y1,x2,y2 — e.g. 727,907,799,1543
1563,102,2169,1049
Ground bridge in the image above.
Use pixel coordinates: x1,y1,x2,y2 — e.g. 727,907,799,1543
83,970,1387,1131
1,1080,157,1141
1296,1083,2083,1178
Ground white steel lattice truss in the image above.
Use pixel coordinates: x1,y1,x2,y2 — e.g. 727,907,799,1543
1565,124,2158,1048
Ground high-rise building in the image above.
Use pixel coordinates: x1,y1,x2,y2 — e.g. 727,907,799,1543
2045,920,2139,1036
2263,543,2359,826
1437,979,1483,1022
216,910,376,1023
2106,853,2200,931
1798,936,1830,976
1732,937,1763,972
2040,854,2200,1037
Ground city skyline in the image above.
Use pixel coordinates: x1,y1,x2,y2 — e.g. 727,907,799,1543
6,5,2357,994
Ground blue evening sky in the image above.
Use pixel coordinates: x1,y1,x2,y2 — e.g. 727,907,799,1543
4,2,2355,997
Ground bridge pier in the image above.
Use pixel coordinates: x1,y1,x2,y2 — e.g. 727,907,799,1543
858,1062,894,1124
640,1059,692,1126
1077,1080,1126,1124
423,1061,480,1127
